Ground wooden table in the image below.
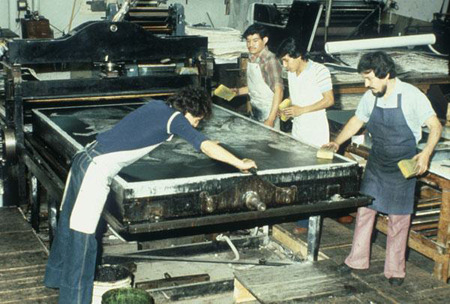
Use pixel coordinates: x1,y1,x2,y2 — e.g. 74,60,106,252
334,73,450,95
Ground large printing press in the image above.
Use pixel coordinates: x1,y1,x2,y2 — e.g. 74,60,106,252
250,0,391,54
0,2,375,260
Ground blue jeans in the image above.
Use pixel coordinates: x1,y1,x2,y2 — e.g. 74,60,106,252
44,143,101,304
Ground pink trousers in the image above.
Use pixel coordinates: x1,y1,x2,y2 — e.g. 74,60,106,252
344,207,411,278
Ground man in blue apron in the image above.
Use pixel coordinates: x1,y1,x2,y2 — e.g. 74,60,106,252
44,87,257,304
232,24,283,129
324,52,442,286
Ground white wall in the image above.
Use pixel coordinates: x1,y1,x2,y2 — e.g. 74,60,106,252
0,0,104,37
38,1,104,36
0,0,18,33
395,0,447,22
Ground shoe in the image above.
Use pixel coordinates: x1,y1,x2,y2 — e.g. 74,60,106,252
337,215,354,224
292,227,308,235
336,263,353,275
388,277,404,286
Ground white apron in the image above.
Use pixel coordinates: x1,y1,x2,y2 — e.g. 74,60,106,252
247,62,279,129
68,112,180,234
289,71,329,147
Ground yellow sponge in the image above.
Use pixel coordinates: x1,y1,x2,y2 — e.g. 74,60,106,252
398,159,418,179
316,147,334,159
279,98,291,122
213,84,236,101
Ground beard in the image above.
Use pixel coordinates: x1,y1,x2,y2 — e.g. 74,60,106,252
371,83,387,97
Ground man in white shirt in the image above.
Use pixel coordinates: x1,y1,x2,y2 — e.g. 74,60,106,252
277,37,335,234
277,37,334,146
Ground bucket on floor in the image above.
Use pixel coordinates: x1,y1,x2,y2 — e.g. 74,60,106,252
92,265,132,304
102,288,154,304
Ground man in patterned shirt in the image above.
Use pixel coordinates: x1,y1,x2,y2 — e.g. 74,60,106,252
232,24,283,129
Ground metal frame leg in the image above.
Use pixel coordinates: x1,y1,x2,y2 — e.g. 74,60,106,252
307,215,322,261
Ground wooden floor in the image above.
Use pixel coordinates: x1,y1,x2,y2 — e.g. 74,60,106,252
235,219,450,303
2,205,450,303
0,207,57,304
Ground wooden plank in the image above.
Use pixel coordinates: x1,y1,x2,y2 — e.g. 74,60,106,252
0,286,58,304
412,223,439,231
414,285,450,303
314,217,355,248
0,208,32,232
234,260,370,303
0,208,57,303
354,260,449,304
234,279,257,303
0,250,48,274
376,215,448,263
272,224,328,260
1,298,58,304
0,265,46,283
0,275,46,293
0,231,46,256
273,218,356,249
436,189,450,247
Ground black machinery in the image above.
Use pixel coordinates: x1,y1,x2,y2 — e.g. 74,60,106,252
252,0,390,53
106,0,186,36
1,19,371,259
1,20,210,219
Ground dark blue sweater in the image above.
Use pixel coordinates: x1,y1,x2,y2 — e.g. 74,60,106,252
96,100,208,153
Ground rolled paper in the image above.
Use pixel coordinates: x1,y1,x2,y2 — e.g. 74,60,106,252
324,34,436,54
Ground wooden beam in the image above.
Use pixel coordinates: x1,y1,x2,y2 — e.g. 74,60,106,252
272,225,328,261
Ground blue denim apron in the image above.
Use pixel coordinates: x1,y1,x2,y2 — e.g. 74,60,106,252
361,94,417,215
44,141,101,304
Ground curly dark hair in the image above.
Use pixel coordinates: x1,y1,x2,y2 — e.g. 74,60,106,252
357,51,397,79
166,86,212,119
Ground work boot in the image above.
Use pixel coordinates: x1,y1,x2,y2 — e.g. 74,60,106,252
388,277,404,286
337,215,354,224
292,226,308,235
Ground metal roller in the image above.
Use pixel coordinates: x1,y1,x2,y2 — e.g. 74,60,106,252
0,128,17,163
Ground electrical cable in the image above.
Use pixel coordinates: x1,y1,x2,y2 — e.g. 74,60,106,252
107,224,127,243
68,0,79,32
216,234,240,261
428,44,448,57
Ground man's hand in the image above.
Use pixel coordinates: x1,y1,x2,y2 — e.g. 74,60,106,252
413,151,431,176
264,118,275,127
238,158,257,173
322,142,339,153
281,105,305,118
231,87,249,97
